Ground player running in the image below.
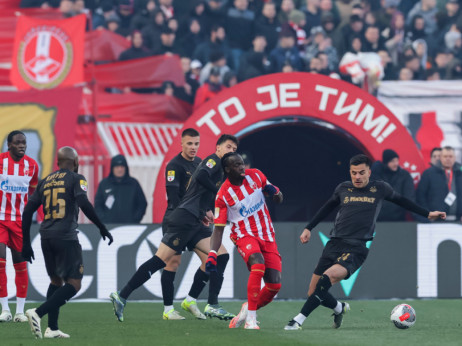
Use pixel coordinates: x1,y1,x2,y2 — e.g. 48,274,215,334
207,153,283,330
0,131,39,323
21,147,113,339
284,154,446,331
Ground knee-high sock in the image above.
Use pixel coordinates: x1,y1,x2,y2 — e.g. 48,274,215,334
0,259,8,311
257,282,281,310
46,284,61,330
207,254,229,305
35,283,77,318
14,262,28,298
300,274,334,318
247,263,265,311
161,270,176,306
188,268,209,299
120,255,166,300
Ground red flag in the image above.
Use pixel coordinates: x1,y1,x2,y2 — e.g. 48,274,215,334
10,14,85,90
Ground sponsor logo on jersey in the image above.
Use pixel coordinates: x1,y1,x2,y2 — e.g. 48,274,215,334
246,244,252,250
80,179,88,191
370,186,377,193
206,159,216,168
239,199,264,217
344,196,349,204
250,182,257,190
0,179,28,193
173,238,180,246
167,170,175,182
345,196,375,203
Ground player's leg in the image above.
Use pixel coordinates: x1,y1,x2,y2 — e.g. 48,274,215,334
0,240,11,322
161,254,185,320
256,242,282,311
10,222,29,322
323,264,350,328
181,248,207,319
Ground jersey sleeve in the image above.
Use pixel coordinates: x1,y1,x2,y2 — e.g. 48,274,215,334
165,161,182,188
29,160,39,188
74,174,89,198
202,156,220,176
251,169,268,187
28,179,43,207
380,181,397,200
214,193,228,226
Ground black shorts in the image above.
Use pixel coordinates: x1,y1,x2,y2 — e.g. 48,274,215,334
41,238,83,280
162,208,212,253
313,238,369,279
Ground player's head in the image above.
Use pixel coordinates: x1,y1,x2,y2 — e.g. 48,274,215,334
215,134,238,158
7,130,26,160
441,146,456,170
181,128,200,161
57,146,79,172
349,154,372,188
430,147,441,166
382,149,399,172
222,152,245,183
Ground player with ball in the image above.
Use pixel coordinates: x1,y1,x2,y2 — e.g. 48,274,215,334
284,154,445,331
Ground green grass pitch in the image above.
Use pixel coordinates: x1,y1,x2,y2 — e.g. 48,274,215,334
2,300,461,345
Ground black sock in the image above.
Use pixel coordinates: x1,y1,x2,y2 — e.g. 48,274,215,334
320,292,339,309
161,270,176,306
188,268,209,299
120,256,165,300
207,254,229,305
300,274,333,317
36,283,77,318
46,284,61,330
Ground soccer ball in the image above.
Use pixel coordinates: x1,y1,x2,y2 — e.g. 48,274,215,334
390,304,416,329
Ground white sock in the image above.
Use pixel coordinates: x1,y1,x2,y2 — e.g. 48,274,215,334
164,305,173,313
0,297,9,311
293,313,306,325
333,301,343,315
186,295,196,303
16,297,26,314
246,310,256,321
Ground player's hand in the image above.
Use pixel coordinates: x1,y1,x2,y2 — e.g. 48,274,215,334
21,243,35,264
202,210,214,226
100,227,114,245
300,228,311,244
205,250,218,273
273,191,283,204
428,211,446,221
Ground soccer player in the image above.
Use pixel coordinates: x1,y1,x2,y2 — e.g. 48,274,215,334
160,128,207,320
21,147,113,339
208,153,283,330
0,131,39,323
284,154,446,331
110,134,239,322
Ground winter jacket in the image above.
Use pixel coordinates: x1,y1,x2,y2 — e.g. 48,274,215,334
95,155,147,224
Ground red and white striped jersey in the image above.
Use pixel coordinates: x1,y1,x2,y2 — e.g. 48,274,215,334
0,152,39,221
215,169,275,242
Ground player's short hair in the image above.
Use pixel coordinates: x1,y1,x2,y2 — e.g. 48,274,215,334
216,134,239,146
430,147,441,156
221,152,241,173
442,145,455,152
350,154,371,167
182,128,200,137
7,130,25,144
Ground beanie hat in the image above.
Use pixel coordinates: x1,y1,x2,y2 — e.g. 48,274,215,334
382,149,399,165
289,9,306,25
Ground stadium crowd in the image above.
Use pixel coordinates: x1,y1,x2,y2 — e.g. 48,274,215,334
18,0,462,103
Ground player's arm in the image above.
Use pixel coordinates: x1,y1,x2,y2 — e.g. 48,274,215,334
387,192,446,221
301,194,340,244
256,169,283,203
165,162,182,208
196,168,219,193
28,161,39,197
21,188,42,263
206,196,227,272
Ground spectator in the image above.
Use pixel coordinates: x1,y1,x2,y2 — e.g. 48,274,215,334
222,70,237,87
378,49,397,80
178,18,205,58
307,56,323,73
95,154,147,224
303,26,338,70
194,66,226,110
141,9,165,50
151,27,179,55
159,0,174,19
167,17,179,33
237,34,268,81
426,67,441,80
199,50,231,84
404,54,425,80
174,57,200,103
417,146,462,221
106,13,123,36
335,14,364,57
93,2,116,30
286,9,307,51
445,29,462,60
255,1,281,53
118,31,151,61
269,30,303,72
189,59,202,82
278,0,295,25
362,25,386,52
375,0,401,31
320,11,339,40
412,38,429,70
319,0,340,28
302,0,321,37
436,0,461,32
398,67,413,80
178,1,208,37
430,147,442,166
433,48,452,79
385,11,406,65
116,0,136,37
161,80,175,96
225,0,256,70
130,0,156,31
406,0,438,36
371,149,416,221
193,24,230,66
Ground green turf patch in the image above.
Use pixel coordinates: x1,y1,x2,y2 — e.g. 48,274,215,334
2,300,461,345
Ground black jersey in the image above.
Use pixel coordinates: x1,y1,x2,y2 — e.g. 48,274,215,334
29,169,88,240
307,180,428,241
164,153,201,216
177,153,223,220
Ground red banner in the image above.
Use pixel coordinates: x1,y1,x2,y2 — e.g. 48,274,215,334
85,55,185,88
10,14,85,90
84,29,131,63
0,87,82,177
